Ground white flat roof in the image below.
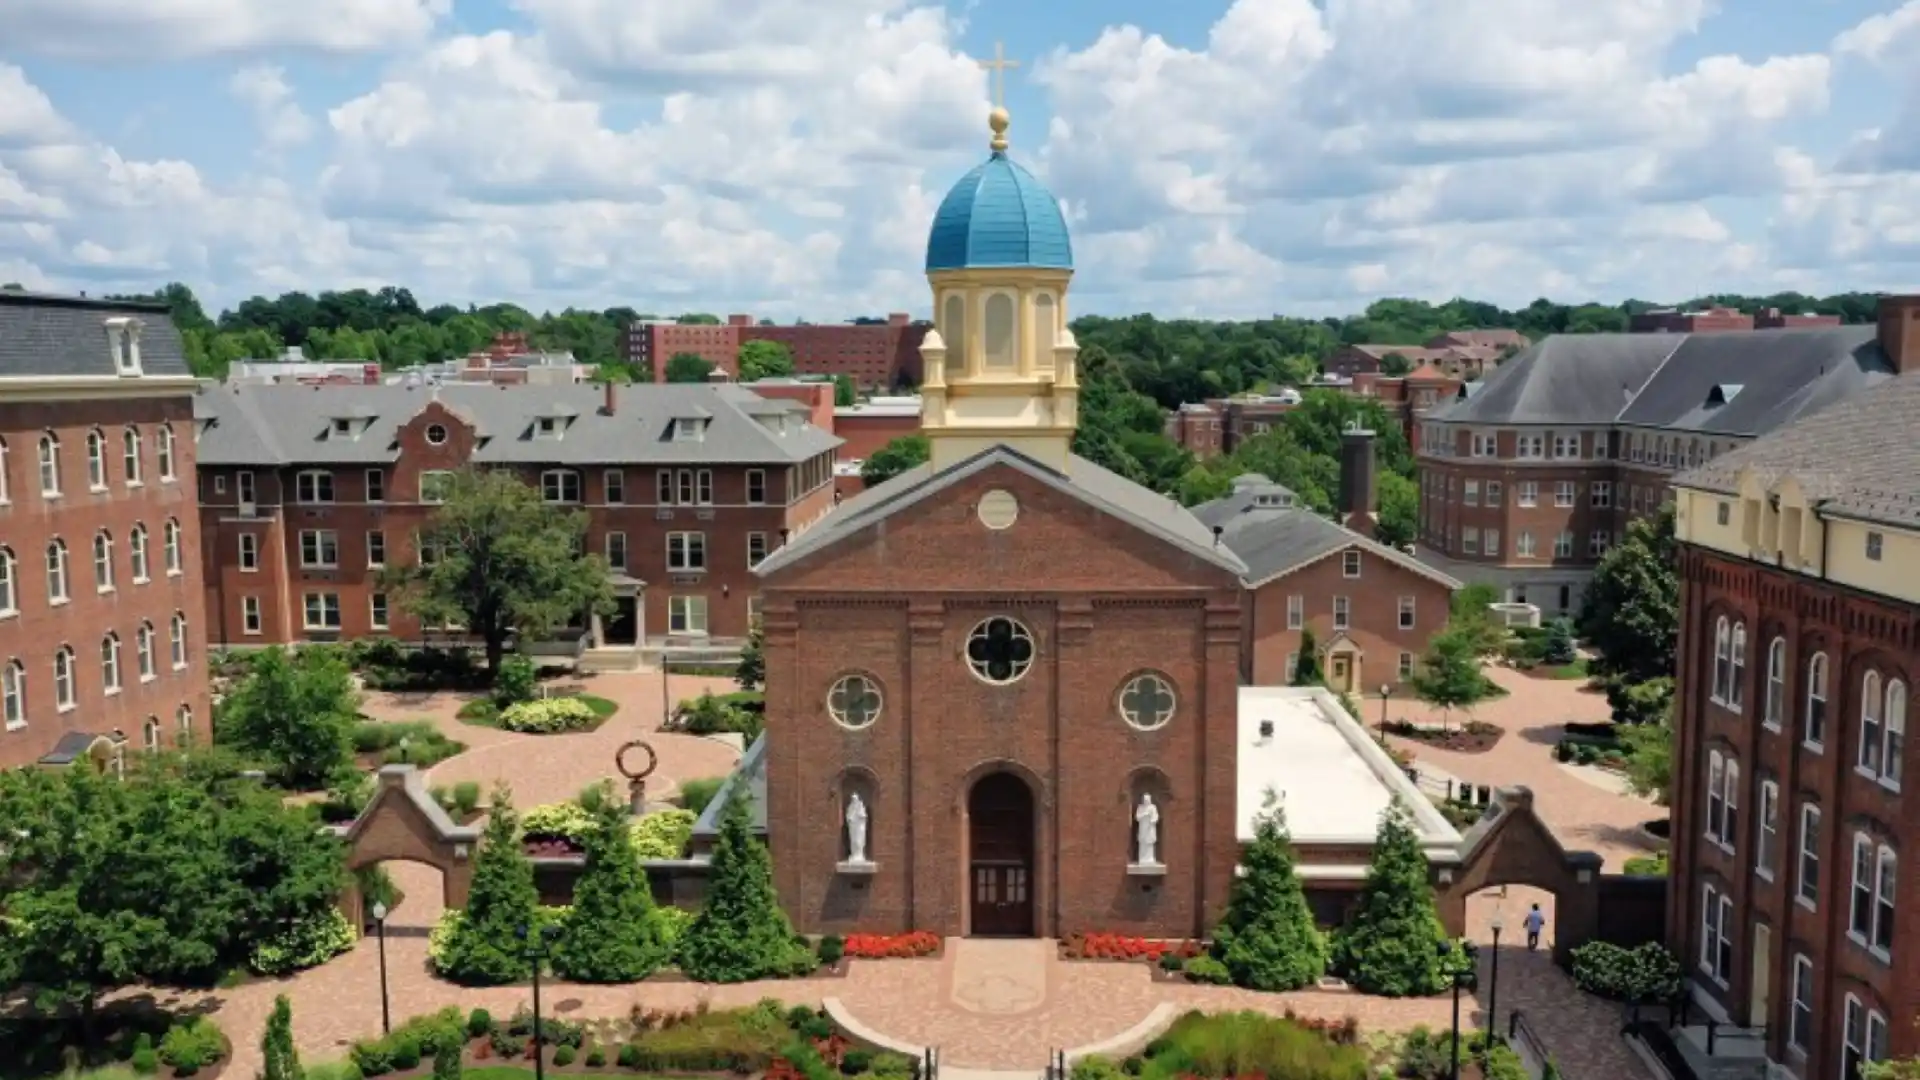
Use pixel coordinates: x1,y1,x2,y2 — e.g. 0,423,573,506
1236,685,1461,851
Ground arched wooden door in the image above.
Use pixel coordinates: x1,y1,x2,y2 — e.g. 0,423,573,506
967,772,1035,936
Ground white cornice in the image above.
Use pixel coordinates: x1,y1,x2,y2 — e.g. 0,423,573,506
0,375,201,401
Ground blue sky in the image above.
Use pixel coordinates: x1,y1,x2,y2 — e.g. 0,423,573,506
2,0,1917,320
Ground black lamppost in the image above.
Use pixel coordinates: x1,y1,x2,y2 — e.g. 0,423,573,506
1377,684,1392,746
370,900,392,1035
519,922,562,1080
1439,940,1466,1080
1487,914,1505,1035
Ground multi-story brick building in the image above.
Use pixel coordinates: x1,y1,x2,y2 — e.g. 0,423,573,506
192,381,840,652
623,314,930,389
1414,307,1913,615
1630,306,1844,334
1162,367,1460,461
1324,330,1526,380
1666,310,1920,1078
0,291,212,770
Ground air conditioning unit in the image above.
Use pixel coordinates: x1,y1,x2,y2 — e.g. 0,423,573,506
238,501,257,518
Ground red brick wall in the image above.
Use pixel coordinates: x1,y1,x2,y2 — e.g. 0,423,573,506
634,319,930,388
743,382,836,432
835,413,922,465
0,395,212,768
762,463,1244,938
1244,548,1454,692
1417,428,1623,573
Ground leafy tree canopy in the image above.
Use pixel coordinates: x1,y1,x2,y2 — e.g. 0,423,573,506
664,352,715,383
737,340,795,382
1410,625,1500,728
1579,504,1678,684
216,646,359,789
859,434,930,486
381,467,614,674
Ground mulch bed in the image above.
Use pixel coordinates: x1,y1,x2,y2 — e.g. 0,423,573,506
1383,721,1504,754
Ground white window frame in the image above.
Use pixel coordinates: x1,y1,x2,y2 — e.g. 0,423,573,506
1517,481,1537,508
157,425,175,481
238,533,259,572
0,546,14,616
1,660,21,730
1554,480,1574,508
136,621,155,679
242,596,263,635
1700,883,1732,986
302,592,343,631
1757,779,1779,880
1797,802,1821,909
1484,529,1501,556
92,530,114,592
1553,531,1573,558
86,429,107,490
101,633,121,694
53,646,76,711
122,427,142,485
1764,636,1786,731
667,531,707,572
170,613,188,669
1463,480,1479,506
1590,481,1612,508
1398,596,1415,630
746,468,767,505
656,469,674,505
1882,680,1906,791
129,526,149,583
747,532,768,568
38,432,60,496
541,469,582,504
1788,954,1813,1052
1333,595,1351,631
295,469,334,504
606,531,628,571
1486,480,1502,507
668,595,709,635
367,531,386,569
1342,550,1361,578
164,519,182,575
604,469,626,505
1286,595,1303,629
365,469,386,503
1462,526,1479,555
1729,622,1747,711
370,593,389,631
1806,652,1829,750
299,530,339,569
46,540,69,604
1866,531,1884,561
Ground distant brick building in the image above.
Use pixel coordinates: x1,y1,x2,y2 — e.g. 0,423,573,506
1629,306,1844,334
623,314,930,389
0,291,213,770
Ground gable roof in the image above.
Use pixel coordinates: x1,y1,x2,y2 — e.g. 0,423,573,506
753,445,1248,580
1429,326,1891,434
1190,475,1461,590
194,381,840,467
0,291,193,380
1674,367,1920,529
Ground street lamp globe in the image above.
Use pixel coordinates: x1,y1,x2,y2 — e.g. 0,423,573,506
372,901,388,922
1379,684,1391,700
1490,914,1505,935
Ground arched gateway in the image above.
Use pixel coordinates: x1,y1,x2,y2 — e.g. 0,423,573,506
337,765,482,931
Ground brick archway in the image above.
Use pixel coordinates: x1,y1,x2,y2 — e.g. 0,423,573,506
337,765,484,932
1435,786,1604,966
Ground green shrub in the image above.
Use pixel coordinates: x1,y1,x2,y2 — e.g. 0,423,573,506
552,798,673,983
632,808,696,859
585,1047,607,1067
1569,941,1682,1002
1070,1056,1127,1080
159,1018,226,1074
466,1009,494,1037
818,935,846,966
869,1051,917,1079
671,692,764,739
1623,852,1669,876
130,1048,158,1075
676,776,729,815
349,1040,393,1076
1182,955,1231,984
499,697,600,734
1157,950,1184,973
249,907,357,975
1481,1043,1527,1080
522,800,596,841
553,1045,577,1066
434,785,542,985
388,1041,421,1071
490,1030,527,1058
1141,1010,1368,1079
617,1044,641,1068
841,1048,873,1075
494,655,539,709
433,1045,461,1080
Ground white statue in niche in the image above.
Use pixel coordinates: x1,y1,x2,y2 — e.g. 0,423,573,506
1135,794,1161,866
845,793,870,864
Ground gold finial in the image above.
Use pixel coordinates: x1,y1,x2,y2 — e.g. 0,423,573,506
978,41,1019,152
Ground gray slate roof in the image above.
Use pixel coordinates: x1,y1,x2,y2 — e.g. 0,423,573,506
1674,367,1920,529
1428,326,1893,436
690,732,768,839
194,381,840,467
753,445,1249,579
1191,475,1461,589
0,291,192,380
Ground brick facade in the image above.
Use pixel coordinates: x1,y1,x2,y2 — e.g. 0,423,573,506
1243,545,1456,693
0,394,212,769
625,314,930,389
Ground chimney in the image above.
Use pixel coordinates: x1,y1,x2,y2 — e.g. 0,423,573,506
1878,295,1920,375
1338,423,1377,538
602,380,616,416
727,314,753,328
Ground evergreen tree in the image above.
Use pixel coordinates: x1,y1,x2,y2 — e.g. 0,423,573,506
261,995,302,1080
1541,618,1577,666
1333,802,1449,997
735,617,764,692
551,794,671,982
1211,791,1325,991
1291,629,1325,686
676,787,809,983
436,784,540,985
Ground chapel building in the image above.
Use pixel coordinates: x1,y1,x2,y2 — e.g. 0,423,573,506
748,106,1465,941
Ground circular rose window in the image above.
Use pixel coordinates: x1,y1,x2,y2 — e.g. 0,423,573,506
966,616,1035,685
827,674,883,730
1118,672,1177,731
425,424,448,445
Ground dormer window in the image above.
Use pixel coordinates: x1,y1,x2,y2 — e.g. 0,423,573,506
104,317,143,377
673,418,706,442
536,417,560,437
331,419,354,436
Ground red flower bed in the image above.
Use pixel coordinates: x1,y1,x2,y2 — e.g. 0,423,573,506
842,931,942,959
1060,933,1204,963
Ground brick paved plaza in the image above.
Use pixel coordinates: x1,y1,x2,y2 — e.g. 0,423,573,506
112,662,1659,1080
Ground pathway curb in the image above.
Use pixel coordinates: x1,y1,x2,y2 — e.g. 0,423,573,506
1064,1001,1178,1063
823,996,927,1057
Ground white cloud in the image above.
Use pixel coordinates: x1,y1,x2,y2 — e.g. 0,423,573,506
229,65,313,149
0,0,451,60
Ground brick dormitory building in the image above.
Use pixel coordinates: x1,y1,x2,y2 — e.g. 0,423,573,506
191,380,841,653
1664,295,1920,1078
622,313,931,390
1412,296,1919,616
0,291,213,770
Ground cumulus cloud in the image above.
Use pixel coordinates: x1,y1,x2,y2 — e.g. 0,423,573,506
229,65,313,149
0,0,451,60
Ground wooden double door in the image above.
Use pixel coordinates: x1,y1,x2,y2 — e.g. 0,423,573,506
967,772,1035,937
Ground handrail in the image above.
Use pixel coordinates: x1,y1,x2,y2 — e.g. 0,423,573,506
1507,1010,1552,1075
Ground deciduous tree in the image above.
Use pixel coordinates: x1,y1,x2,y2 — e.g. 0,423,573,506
1410,626,1498,731
383,467,613,675
737,340,795,382
1579,505,1678,684
735,617,764,692
859,434,930,487
664,352,714,383
217,646,358,788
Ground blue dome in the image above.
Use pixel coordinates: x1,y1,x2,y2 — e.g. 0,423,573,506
924,151,1073,272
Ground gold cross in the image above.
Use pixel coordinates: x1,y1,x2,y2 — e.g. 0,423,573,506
978,41,1020,110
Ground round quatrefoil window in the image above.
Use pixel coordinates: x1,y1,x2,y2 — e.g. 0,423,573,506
1118,672,1177,731
977,489,1019,530
966,616,1035,685
425,424,449,446
827,674,883,730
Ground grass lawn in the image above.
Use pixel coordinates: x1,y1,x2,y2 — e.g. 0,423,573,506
457,693,619,731
1546,657,1591,679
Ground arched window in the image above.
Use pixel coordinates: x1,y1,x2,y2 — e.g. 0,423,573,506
177,704,194,747
1764,637,1787,728
1861,672,1885,775
122,427,142,484
144,716,161,751
45,540,69,603
52,646,76,709
1729,622,1748,710
2,660,24,730
156,425,175,481
1712,617,1731,703
37,431,60,495
1881,680,1906,789
101,634,121,693
169,612,188,669
164,519,182,575
1032,293,1056,366
942,294,967,377
92,530,114,591
85,428,106,489
0,547,15,615
983,293,1015,368
136,621,155,679
1805,652,1830,748
128,525,149,582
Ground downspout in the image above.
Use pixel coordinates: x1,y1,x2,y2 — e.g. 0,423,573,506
1815,502,1832,581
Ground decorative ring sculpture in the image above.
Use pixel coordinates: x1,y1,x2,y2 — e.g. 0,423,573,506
616,739,659,781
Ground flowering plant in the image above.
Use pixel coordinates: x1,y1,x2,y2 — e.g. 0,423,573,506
842,931,942,959
1060,933,1204,963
